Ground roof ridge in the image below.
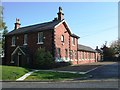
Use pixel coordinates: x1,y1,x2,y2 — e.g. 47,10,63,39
78,44,91,48
16,20,53,30
6,20,63,35
78,44,96,52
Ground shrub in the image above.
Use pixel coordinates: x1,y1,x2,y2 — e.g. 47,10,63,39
35,48,54,69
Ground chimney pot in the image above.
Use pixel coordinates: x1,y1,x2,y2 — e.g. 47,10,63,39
14,18,21,29
57,6,64,21
96,46,98,49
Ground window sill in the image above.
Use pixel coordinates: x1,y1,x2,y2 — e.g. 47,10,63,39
75,59,77,61
37,42,43,44
62,43,64,45
11,45,16,47
23,44,27,45
10,61,14,63
72,44,75,46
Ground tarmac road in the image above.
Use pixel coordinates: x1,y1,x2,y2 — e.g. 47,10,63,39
87,62,120,80
1,80,119,88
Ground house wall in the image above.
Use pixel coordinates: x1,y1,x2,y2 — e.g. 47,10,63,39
77,50,97,64
5,30,53,66
5,36,16,65
96,53,102,62
70,37,78,65
54,23,70,62
54,22,79,64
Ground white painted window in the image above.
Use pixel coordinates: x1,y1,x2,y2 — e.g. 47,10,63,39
72,37,75,45
89,53,91,59
24,34,27,45
82,52,84,59
70,50,73,59
38,32,43,44
65,49,68,60
74,50,77,59
61,35,64,42
57,48,61,58
12,36,16,46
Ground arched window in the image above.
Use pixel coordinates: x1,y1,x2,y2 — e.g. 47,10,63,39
61,35,64,42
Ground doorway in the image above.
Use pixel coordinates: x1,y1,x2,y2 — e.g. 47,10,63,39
18,52,22,67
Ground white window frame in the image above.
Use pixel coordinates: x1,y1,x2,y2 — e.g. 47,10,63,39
12,36,16,46
61,35,64,42
82,52,84,60
72,37,75,45
70,50,73,59
65,49,68,60
37,32,43,44
24,34,27,45
74,50,77,59
57,48,61,59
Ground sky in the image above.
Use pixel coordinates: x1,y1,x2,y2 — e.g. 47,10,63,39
1,2,118,49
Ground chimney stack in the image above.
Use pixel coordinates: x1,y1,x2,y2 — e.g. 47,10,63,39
96,46,98,49
14,18,21,29
57,7,64,20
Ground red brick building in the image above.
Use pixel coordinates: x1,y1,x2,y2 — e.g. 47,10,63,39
5,7,98,67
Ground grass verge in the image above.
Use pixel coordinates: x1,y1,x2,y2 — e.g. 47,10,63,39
25,71,87,81
0,65,29,80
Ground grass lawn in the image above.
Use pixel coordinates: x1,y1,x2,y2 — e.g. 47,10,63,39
0,65,29,80
26,71,87,81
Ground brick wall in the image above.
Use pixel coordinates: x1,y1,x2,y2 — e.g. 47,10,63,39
5,30,53,66
77,50,96,64
70,37,78,64
54,22,79,65
54,23,70,62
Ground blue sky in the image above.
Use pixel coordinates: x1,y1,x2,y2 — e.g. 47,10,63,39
2,2,118,49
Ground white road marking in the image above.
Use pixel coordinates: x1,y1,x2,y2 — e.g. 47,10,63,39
16,71,34,81
85,65,104,74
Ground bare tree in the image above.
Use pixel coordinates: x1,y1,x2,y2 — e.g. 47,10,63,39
110,39,120,55
0,5,8,50
0,5,4,30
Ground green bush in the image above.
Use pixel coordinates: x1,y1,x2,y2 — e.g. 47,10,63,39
35,48,54,69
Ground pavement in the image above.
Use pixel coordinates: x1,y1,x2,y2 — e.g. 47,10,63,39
16,71,35,81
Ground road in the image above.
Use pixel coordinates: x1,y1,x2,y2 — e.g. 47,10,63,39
1,80,119,88
87,62,120,80
1,61,120,89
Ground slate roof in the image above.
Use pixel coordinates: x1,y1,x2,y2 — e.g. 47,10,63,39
71,34,80,39
78,44,97,52
6,19,80,39
6,20,63,35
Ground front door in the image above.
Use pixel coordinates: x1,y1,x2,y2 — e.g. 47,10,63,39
18,55,22,67
18,52,22,67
